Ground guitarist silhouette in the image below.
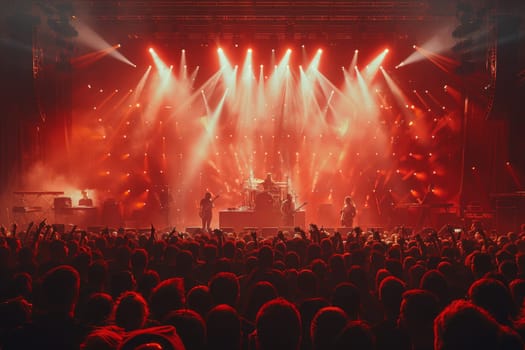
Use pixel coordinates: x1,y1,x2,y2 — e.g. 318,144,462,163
199,192,219,232
281,194,307,226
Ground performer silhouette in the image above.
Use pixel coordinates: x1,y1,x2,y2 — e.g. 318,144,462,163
340,196,357,227
199,192,214,232
281,193,295,226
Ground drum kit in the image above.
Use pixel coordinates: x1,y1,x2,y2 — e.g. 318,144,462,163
242,177,289,212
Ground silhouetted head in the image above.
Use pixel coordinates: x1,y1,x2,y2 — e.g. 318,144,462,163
187,285,213,319
332,282,360,319
434,300,522,350
209,272,239,307
256,298,302,350
310,306,348,350
334,321,375,350
207,304,241,350
379,276,406,320
244,281,278,322
81,292,113,326
149,277,185,321
114,291,149,331
36,265,80,316
468,277,515,325
163,309,206,350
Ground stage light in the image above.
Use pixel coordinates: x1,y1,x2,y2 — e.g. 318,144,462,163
182,49,185,52
87,84,91,88
413,45,417,49
247,48,252,53
506,161,511,166
117,43,121,48
149,48,154,53
287,48,292,53
384,48,389,53
471,166,476,171
318,48,323,53
355,49,359,53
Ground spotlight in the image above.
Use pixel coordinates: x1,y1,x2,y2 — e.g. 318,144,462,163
412,44,417,49
384,48,389,53
247,48,252,53
148,47,154,53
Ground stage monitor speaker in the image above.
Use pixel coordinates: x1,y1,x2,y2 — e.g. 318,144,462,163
317,203,337,226
261,227,278,238
279,226,294,233
185,227,202,235
337,227,353,234
54,197,72,209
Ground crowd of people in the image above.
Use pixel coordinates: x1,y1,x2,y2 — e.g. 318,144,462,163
1,220,525,350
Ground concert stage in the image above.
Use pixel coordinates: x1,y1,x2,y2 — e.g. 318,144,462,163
219,209,306,232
